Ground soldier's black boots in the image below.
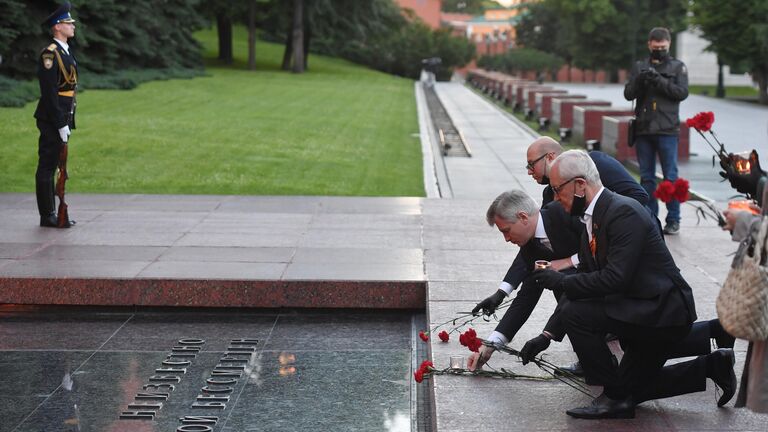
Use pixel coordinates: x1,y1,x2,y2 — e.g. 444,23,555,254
36,177,74,228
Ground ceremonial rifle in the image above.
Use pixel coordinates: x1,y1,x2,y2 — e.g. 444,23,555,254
56,91,75,228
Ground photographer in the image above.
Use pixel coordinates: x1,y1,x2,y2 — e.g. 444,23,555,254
624,27,688,235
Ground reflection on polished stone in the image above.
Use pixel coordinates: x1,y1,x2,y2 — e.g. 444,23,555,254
0,307,418,432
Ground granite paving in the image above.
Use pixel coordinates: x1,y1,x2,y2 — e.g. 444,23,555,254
0,80,766,431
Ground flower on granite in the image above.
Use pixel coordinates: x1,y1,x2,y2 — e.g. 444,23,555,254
438,331,450,342
414,360,434,383
414,369,425,383
654,178,689,203
419,331,429,342
459,328,483,352
686,111,714,132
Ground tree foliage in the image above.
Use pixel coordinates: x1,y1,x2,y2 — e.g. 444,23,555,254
477,47,564,75
0,0,206,80
515,0,687,77
690,0,768,104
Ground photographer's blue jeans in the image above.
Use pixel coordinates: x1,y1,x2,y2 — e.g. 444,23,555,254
635,134,680,223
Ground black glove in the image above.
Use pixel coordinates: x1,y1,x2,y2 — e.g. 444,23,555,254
640,68,661,85
534,269,565,291
471,289,507,316
520,334,551,365
719,151,766,197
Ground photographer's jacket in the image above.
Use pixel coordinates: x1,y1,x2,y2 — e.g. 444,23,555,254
624,57,688,136
34,40,77,129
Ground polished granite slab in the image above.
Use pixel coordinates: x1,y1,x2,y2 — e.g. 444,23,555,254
0,307,420,432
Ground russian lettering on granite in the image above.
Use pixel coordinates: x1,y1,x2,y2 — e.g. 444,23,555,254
119,338,205,420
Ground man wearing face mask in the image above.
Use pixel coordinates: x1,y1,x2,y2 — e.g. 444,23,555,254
624,27,689,236
530,150,735,419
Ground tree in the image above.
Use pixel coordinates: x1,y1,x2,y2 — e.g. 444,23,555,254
0,0,206,80
514,0,687,81
691,0,768,104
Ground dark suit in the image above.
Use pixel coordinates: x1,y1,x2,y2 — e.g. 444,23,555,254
494,203,581,342
559,190,700,401
504,151,647,292
541,151,648,207
34,40,77,219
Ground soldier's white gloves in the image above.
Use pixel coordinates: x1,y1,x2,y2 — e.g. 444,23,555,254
58,125,71,143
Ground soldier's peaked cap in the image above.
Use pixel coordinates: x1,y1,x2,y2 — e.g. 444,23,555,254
44,1,76,27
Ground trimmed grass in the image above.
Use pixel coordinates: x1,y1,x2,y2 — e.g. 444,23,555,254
0,27,424,196
688,85,759,99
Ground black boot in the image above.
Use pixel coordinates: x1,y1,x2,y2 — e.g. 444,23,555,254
36,177,58,227
706,349,736,407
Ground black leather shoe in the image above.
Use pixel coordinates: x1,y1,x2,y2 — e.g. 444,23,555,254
566,393,635,419
556,361,584,377
40,215,75,228
40,214,58,227
709,349,736,407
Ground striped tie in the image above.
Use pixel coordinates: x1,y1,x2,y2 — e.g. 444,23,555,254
589,234,597,257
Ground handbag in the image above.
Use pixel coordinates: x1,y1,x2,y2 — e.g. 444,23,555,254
717,215,768,341
627,117,636,147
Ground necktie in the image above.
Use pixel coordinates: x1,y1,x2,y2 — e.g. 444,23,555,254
589,233,597,257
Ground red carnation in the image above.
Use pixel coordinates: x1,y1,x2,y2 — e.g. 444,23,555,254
685,111,715,132
419,360,434,372
438,331,450,342
459,328,483,352
673,178,689,203
419,331,428,342
653,180,676,203
414,369,424,383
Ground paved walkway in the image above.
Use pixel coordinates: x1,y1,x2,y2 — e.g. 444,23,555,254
425,82,766,431
0,81,765,430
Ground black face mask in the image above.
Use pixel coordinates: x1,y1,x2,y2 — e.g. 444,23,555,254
650,48,668,61
542,175,550,186
570,193,587,217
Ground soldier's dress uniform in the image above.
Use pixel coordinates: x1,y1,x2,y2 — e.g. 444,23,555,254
34,2,77,227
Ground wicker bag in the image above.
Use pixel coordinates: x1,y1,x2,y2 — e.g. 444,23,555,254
717,216,768,341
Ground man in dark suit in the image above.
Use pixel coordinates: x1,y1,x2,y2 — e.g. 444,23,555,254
530,150,735,419
474,136,647,318
473,137,648,374
34,1,77,228
469,190,581,369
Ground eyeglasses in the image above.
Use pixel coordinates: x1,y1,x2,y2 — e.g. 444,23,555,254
525,153,550,171
552,176,583,195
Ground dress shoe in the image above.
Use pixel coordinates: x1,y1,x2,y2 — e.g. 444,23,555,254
40,214,58,227
566,393,635,419
708,348,736,407
40,214,75,228
556,361,584,377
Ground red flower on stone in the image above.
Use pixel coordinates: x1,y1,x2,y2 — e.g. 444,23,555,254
413,359,434,383
673,178,690,203
685,111,715,132
419,331,429,342
414,369,424,383
438,331,450,342
459,328,483,353
653,180,676,203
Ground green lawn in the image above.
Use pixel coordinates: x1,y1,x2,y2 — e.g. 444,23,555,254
0,27,424,196
688,85,759,99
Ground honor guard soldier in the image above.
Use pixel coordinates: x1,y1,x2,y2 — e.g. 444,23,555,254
34,1,77,227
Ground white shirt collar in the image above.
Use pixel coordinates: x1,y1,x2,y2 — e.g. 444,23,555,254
534,213,547,239
54,38,69,54
583,187,605,221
